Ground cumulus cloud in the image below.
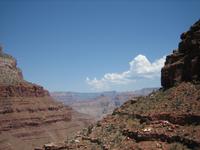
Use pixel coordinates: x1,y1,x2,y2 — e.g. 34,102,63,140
86,54,165,90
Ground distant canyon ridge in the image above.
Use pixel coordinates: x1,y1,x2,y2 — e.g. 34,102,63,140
51,88,158,120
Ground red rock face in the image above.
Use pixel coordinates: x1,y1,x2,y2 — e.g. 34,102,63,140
161,20,200,88
0,83,49,97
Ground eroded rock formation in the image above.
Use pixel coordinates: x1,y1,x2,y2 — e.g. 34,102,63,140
161,20,200,88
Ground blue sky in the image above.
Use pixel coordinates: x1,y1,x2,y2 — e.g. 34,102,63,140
0,0,199,92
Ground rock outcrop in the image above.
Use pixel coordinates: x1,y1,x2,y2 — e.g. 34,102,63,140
0,47,23,84
0,49,93,150
161,20,200,88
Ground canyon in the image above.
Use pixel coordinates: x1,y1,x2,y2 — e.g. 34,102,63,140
37,20,200,150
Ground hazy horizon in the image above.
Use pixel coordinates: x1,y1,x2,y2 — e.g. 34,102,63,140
50,86,159,93
1,0,200,92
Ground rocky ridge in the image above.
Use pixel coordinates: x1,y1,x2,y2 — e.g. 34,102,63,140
38,20,200,150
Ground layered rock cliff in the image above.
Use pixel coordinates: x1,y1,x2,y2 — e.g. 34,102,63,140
38,20,200,150
0,47,49,97
0,49,93,150
161,20,200,88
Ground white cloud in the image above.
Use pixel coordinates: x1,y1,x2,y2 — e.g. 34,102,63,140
86,54,165,91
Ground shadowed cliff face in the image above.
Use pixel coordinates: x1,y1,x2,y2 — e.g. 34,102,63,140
37,20,200,150
161,20,200,88
0,49,93,150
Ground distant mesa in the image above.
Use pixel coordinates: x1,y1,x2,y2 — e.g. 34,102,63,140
161,19,200,88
